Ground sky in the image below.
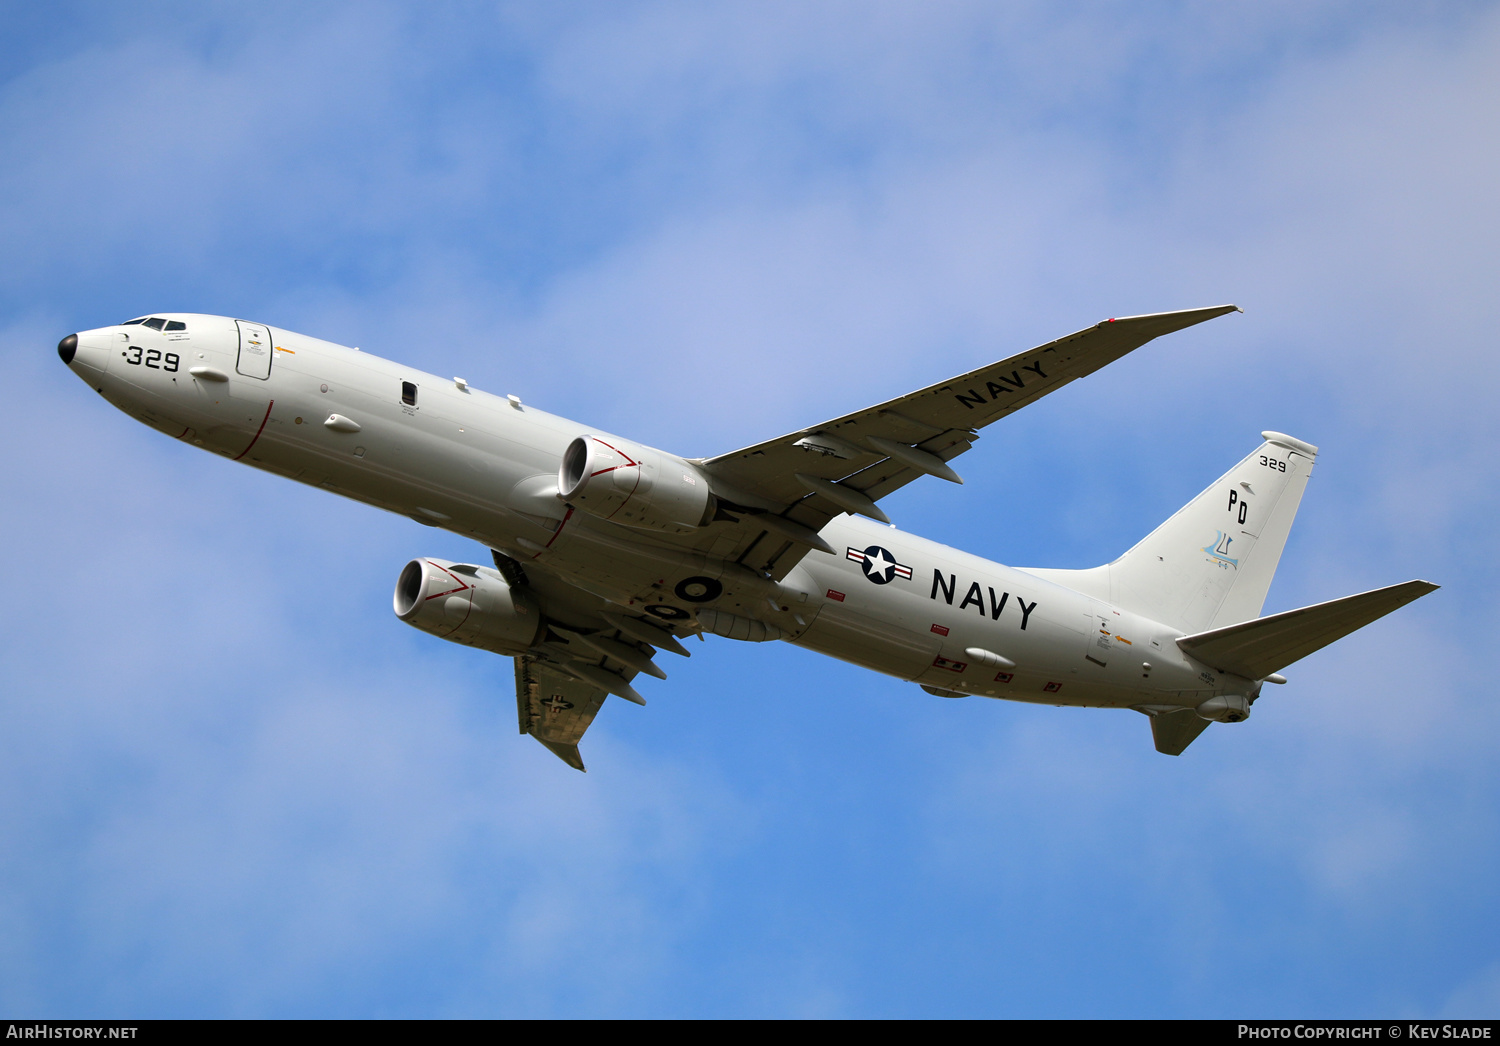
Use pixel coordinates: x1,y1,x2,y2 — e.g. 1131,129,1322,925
1,0,1497,1019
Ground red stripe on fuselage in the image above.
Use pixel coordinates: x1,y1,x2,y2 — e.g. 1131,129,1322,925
232,400,275,462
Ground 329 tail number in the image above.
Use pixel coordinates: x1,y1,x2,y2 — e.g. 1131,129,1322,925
123,347,180,372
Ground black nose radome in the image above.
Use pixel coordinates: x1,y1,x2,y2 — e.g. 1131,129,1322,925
57,334,77,365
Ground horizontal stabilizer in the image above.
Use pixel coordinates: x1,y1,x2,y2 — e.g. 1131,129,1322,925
1176,580,1439,680
1150,708,1212,756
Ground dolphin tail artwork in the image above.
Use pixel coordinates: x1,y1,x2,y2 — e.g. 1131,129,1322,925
1026,433,1437,754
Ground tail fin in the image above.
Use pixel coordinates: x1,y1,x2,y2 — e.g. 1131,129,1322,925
1029,432,1318,632
1150,709,1212,756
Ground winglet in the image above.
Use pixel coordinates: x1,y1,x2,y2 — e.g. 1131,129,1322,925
1097,304,1240,338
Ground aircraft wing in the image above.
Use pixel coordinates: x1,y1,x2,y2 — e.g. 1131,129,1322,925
697,306,1239,578
515,655,608,771
513,597,681,770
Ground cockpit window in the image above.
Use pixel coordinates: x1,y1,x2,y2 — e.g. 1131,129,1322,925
164,320,186,331
401,381,418,406
123,317,147,325
143,317,166,330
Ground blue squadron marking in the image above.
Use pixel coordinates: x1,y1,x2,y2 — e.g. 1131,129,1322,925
1203,529,1239,568
847,545,913,585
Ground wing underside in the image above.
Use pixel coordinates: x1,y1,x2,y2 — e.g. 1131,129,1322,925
515,655,608,771
507,551,688,771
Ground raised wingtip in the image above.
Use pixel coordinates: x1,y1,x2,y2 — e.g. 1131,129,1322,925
1099,304,1241,333
1384,579,1440,600
537,738,588,771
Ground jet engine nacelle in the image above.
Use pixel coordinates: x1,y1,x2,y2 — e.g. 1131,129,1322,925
394,558,543,655
558,434,712,534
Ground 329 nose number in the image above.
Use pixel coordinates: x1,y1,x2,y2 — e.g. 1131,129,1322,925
123,347,180,372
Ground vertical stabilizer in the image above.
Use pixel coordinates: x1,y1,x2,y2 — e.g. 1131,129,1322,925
1028,433,1318,633
1113,432,1317,632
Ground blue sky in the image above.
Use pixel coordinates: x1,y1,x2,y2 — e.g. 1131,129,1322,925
2,1,1497,1018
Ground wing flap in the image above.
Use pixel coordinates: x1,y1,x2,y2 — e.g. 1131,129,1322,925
1176,580,1439,681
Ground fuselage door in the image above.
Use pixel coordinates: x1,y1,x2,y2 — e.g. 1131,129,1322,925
235,320,273,380
1084,606,1112,668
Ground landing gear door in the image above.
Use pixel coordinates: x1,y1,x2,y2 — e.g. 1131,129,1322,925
235,320,273,379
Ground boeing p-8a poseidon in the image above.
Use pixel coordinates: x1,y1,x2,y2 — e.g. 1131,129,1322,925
57,307,1435,769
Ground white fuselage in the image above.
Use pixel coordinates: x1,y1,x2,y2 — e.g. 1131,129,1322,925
64,314,1242,712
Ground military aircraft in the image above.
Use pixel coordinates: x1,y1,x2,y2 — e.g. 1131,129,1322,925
57,307,1435,769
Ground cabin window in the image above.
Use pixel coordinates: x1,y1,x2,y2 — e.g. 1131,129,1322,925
401,381,418,406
